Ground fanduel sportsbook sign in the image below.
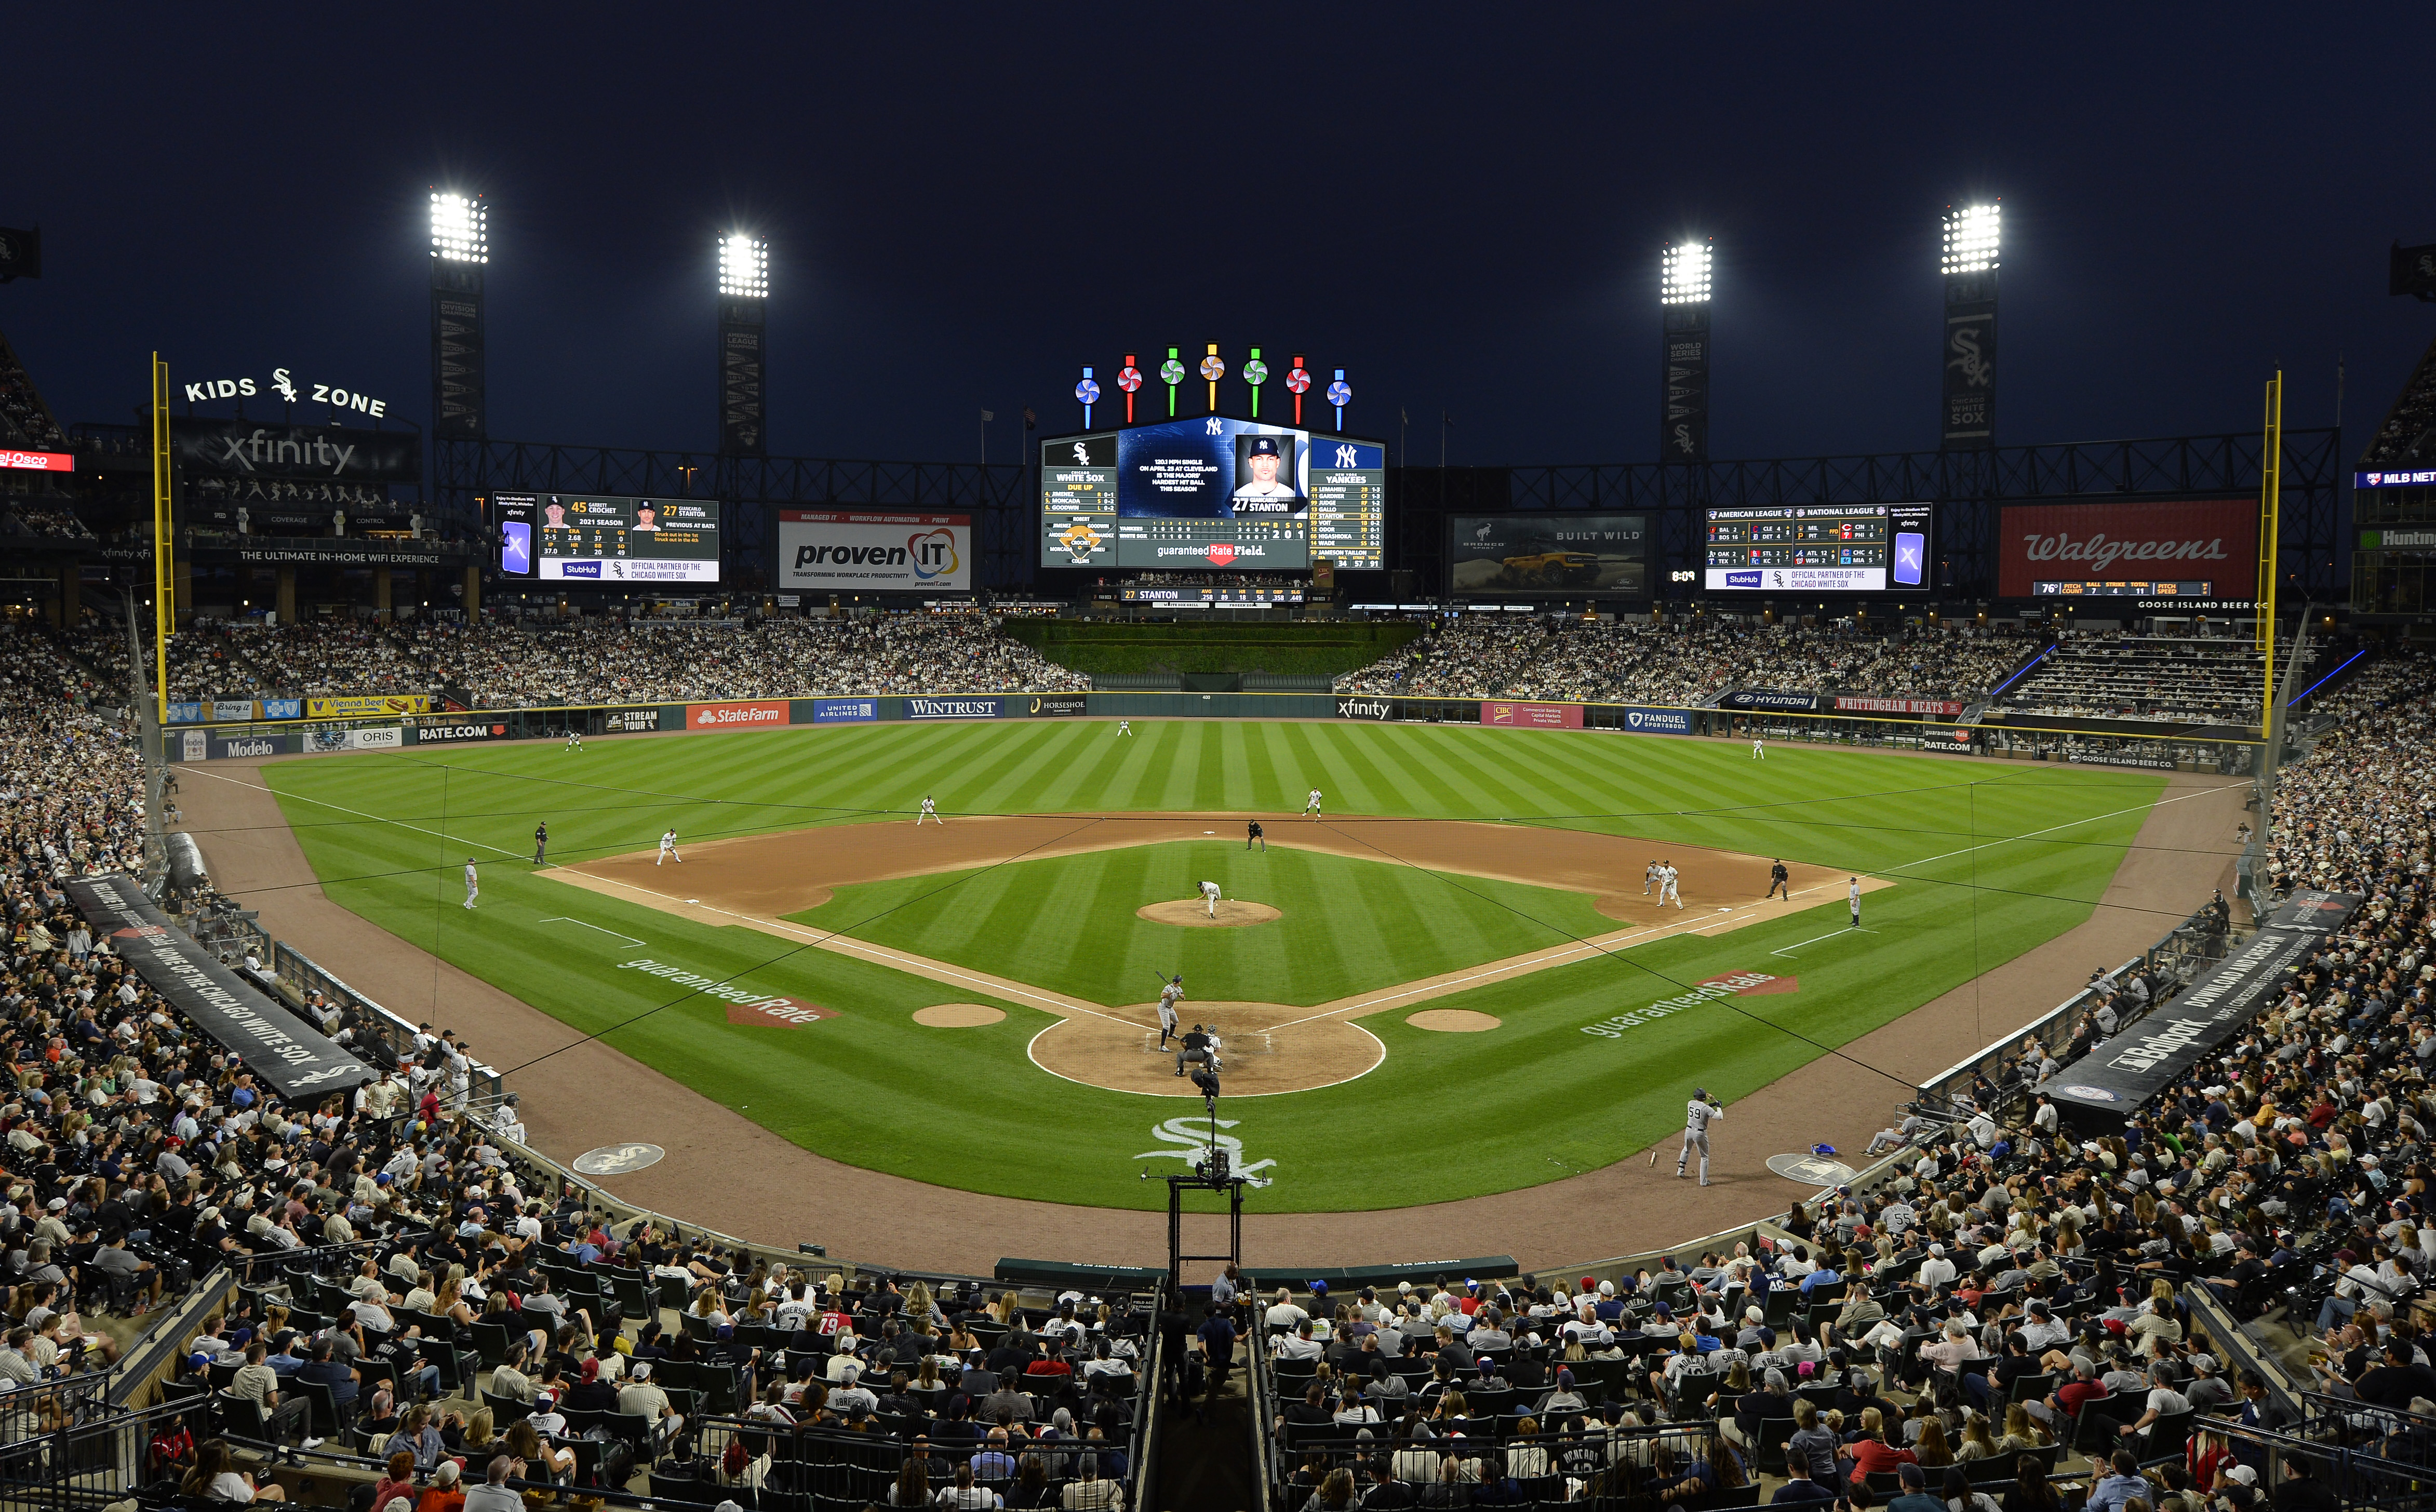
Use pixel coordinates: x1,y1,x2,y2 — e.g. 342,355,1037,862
65,874,376,1098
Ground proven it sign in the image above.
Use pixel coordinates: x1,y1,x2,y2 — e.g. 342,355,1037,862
777,511,970,591
1998,499,2257,598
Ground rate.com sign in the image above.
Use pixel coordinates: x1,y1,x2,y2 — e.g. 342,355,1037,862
1998,499,2258,598
687,700,788,731
777,511,971,592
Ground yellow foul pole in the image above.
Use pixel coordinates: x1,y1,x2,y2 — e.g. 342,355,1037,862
2256,371,2282,735
151,355,172,723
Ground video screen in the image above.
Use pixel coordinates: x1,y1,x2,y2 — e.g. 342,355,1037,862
493,492,722,584
1703,502,1933,593
1448,514,1647,597
1040,418,1385,571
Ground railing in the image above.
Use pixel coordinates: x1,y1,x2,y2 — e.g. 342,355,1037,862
266,940,508,1115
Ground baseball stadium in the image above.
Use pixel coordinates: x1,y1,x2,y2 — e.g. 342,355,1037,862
6,30,2436,1512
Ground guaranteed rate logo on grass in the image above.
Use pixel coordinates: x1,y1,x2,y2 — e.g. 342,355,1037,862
619,958,835,1026
1580,971,1793,1038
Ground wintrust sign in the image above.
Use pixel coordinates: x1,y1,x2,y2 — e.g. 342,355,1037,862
1998,500,2257,597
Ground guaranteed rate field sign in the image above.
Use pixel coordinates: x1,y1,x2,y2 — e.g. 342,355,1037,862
780,511,969,591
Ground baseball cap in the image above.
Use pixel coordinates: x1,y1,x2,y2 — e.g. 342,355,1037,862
1247,437,1281,457
2225,1466,2257,1486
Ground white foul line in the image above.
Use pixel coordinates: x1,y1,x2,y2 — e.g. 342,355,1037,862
539,917,646,947
186,764,527,860
1770,926,1878,957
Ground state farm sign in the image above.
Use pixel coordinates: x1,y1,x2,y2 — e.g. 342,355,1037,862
686,700,787,730
1998,499,2257,598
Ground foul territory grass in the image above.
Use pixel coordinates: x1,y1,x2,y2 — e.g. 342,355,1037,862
260,719,2164,1210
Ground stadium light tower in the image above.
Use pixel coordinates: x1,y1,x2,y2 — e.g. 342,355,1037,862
1659,238,1712,462
1939,200,2000,450
429,191,488,441
717,233,768,457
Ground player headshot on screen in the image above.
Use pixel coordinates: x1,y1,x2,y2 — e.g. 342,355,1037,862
542,502,569,532
1231,436,1298,513
633,504,660,532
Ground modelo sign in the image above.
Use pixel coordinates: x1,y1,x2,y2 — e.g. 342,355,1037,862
1998,499,2258,598
1483,701,1584,729
778,511,971,592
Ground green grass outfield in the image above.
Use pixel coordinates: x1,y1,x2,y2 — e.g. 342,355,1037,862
259,719,2167,1211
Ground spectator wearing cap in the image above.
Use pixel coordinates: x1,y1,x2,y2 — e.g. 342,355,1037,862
618,1359,682,1449
1884,1462,1942,1512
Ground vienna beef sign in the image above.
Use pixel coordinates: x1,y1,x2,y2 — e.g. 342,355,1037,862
1998,499,2257,599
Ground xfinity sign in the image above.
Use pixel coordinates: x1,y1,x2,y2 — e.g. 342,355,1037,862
1336,699,1392,721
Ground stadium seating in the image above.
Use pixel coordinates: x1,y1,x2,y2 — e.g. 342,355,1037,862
1992,631,2322,725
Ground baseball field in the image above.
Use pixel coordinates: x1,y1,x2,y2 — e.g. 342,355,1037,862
257,718,2164,1211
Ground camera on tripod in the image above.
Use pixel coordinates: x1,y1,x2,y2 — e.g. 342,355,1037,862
1195,1147,1232,1181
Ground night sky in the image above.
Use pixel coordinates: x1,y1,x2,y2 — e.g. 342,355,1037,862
6,6,2428,471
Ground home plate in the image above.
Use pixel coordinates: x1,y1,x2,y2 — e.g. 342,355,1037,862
1204,831,1213,834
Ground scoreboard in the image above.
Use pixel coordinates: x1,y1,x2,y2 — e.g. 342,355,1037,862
1041,418,1386,572
1703,503,1933,594
495,492,723,584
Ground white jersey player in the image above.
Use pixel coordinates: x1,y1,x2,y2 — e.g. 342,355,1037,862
1117,720,1133,737
1304,788,1323,820
1199,880,1222,918
658,829,682,866
1676,1089,1722,1185
1156,976,1184,1047
1849,876,1862,927
917,795,942,825
567,729,582,753
1659,863,1682,909
463,859,479,909
1751,735,1764,760
1645,860,1663,897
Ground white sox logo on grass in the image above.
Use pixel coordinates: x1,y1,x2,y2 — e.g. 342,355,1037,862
1134,1116,1277,1179
1581,971,1794,1037
618,958,834,1026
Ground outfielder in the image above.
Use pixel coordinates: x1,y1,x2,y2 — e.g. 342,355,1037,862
1304,788,1323,820
1659,862,1682,910
1156,976,1184,1047
917,795,942,825
463,859,479,909
1645,860,1662,897
1676,1088,1722,1185
658,829,682,866
1199,880,1222,918
1246,820,1265,851
1751,735,1765,760
566,729,582,753
1765,858,1789,901
1849,876,1862,927
1117,720,1133,737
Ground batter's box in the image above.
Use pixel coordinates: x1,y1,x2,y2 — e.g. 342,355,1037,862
1138,1030,1275,1055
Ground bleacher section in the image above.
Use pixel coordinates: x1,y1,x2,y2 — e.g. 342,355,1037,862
1991,631,2317,726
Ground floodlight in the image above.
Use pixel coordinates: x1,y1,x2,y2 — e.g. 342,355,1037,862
1941,203,2001,275
429,192,488,263
1659,240,1711,305
719,233,769,299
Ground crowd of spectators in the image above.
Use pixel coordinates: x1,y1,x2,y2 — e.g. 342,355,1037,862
0,339,67,451
4,506,95,540
1995,633,2312,727
2259,653,2436,906
1336,619,2034,707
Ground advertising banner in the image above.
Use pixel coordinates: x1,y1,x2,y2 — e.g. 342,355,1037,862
1482,700,1585,729
66,874,376,1098
1,448,74,473
1833,696,1964,717
1998,499,2259,598
1661,307,1710,462
1941,284,1997,448
260,699,303,720
1617,706,1694,735
412,720,510,745
1915,726,1978,752
169,418,422,484
906,696,1005,720
177,731,203,762
2046,891,2359,1131
809,698,878,724
1448,514,1647,597
306,694,431,719
209,699,256,723
1721,688,1822,714
686,700,788,732
779,511,971,592
2065,751,2181,770
165,703,204,725
1335,697,1394,721
1024,695,1088,717
604,708,663,733
207,731,287,760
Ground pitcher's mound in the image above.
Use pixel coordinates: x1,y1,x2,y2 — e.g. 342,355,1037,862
1409,1009,1502,1033
914,1003,1006,1027
1137,900,1282,928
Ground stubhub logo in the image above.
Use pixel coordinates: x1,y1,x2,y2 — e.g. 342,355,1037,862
1724,570,1761,588
559,560,603,579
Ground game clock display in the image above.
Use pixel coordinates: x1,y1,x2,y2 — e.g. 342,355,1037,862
1040,416,1386,571
1702,503,1933,593
495,491,723,584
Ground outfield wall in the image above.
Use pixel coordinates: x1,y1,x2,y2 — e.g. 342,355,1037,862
159,689,2261,772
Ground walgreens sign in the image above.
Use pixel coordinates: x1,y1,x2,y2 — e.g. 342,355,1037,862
1998,499,2258,598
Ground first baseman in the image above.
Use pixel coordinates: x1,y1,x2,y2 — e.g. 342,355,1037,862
1304,787,1323,819
1659,862,1682,910
917,795,942,825
658,828,682,866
